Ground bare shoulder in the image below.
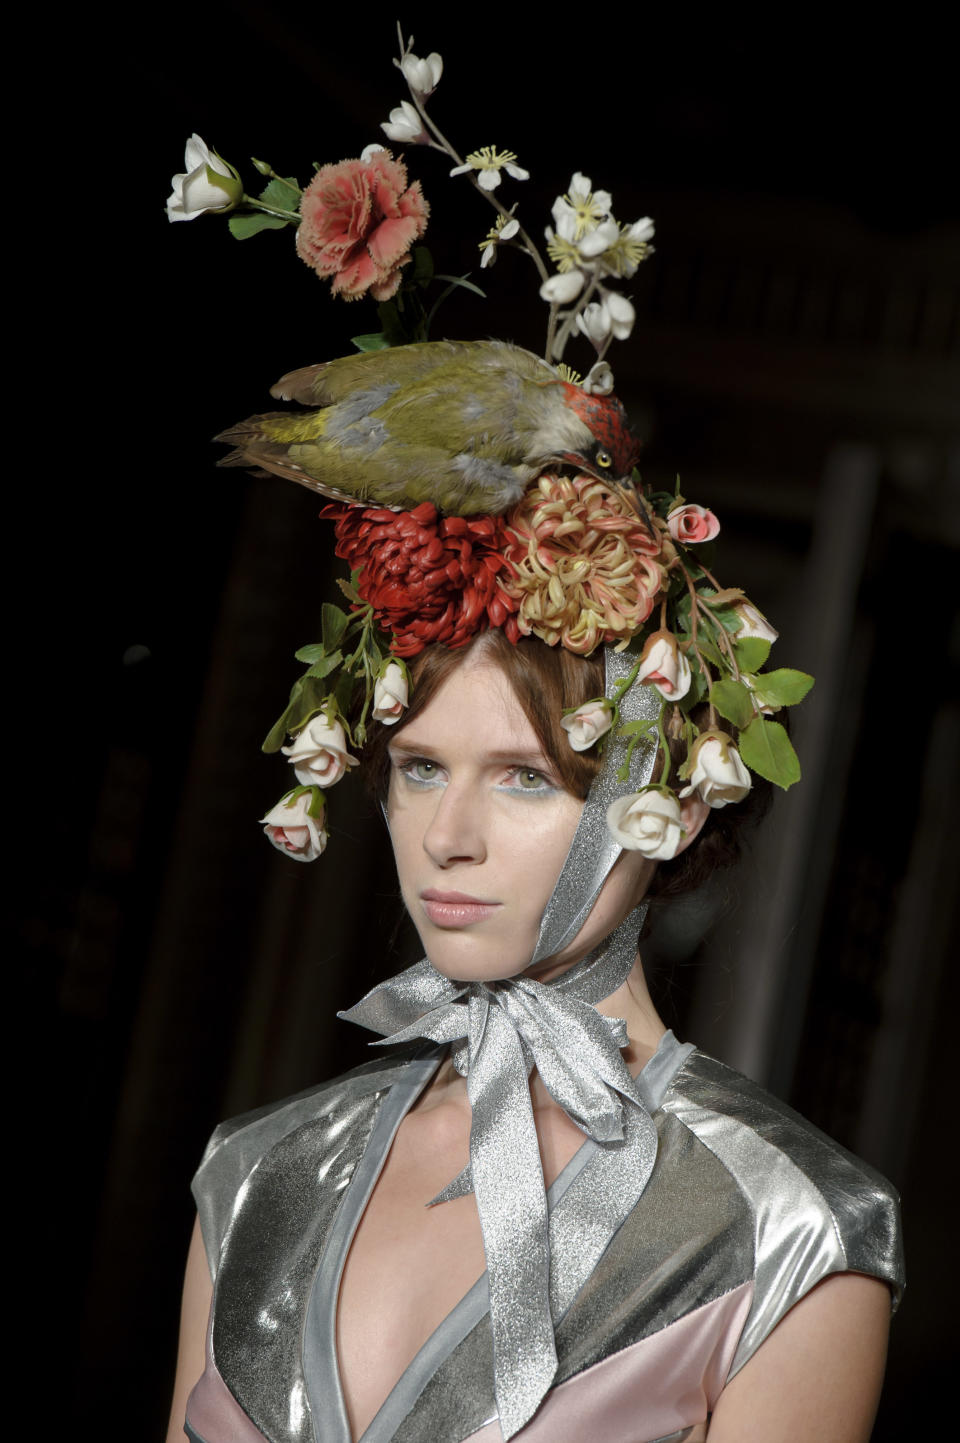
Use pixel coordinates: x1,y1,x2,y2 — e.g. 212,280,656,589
165,1216,213,1443
707,1272,891,1442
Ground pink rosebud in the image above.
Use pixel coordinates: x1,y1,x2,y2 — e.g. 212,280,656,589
373,662,409,724
282,715,358,788
636,630,692,701
560,699,614,752
733,600,778,644
261,791,328,862
680,732,751,809
667,504,720,545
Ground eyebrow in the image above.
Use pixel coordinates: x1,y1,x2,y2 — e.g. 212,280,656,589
388,738,552,769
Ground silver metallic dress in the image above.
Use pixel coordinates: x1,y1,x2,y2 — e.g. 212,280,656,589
183,1030,903,1443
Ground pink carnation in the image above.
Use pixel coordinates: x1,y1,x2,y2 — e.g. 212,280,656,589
296,151,429,302
667,503,720,544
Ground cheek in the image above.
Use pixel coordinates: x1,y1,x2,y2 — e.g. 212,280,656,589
591,853,654,936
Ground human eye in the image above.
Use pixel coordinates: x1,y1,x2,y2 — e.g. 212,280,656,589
396,756,445,788
500,766,558,797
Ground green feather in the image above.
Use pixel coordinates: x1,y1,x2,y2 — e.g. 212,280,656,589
216,340,593,514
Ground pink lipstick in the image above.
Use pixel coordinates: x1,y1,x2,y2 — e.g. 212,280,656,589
420,889,501,927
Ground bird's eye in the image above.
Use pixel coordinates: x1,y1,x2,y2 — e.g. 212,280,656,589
595,449,612,468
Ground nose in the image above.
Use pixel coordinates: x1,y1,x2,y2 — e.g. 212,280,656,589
422,780,487,869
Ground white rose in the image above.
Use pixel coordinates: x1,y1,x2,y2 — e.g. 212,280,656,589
373,662,409,725
636,631,692,701
560,700,614,752
281,715,358,787
680,734,752,809
166,134,241,222
606,790,685,861
400,50,443,94
261,791,328,862
734,601,779,644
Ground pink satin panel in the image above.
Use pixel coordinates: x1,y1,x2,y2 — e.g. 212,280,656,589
463,1282,754,1443
185,1354,271,1443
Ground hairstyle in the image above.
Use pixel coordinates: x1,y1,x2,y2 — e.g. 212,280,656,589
362,631,771,898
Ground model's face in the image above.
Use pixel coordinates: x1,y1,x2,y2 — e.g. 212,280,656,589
386,655,653,983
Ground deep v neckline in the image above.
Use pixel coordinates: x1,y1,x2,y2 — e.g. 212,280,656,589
304,1032,692,1443
303,1051,599,1443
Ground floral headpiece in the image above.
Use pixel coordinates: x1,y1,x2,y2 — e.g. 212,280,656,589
167,27,812,867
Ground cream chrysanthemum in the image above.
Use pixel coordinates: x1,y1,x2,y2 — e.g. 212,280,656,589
498,475,669,654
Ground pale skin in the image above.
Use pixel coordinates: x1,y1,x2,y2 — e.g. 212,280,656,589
166,653,891,1442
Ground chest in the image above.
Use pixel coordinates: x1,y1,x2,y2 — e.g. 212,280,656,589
336,1095,587,1440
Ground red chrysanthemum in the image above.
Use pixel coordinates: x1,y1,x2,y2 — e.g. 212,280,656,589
326,501,520,657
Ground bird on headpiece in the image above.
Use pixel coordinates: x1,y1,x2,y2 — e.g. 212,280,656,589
216,339,641,516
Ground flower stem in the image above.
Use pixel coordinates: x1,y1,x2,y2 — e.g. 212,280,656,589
396,42,550,291
550,272,601,360
241,195,300,223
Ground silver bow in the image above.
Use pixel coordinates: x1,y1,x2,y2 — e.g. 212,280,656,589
340,648,661,1437
339,911,654,1438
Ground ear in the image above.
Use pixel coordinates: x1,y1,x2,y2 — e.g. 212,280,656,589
675,792,710,856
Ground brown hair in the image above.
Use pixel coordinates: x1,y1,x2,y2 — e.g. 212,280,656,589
361,633,770,897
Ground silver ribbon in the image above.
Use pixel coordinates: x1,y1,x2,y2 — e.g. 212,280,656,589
340,648,660,1438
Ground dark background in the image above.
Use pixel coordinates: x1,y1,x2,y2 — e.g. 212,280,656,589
31,5,957,1435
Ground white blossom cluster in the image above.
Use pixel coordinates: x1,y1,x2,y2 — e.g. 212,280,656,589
540,173,654,356
380,34,655,368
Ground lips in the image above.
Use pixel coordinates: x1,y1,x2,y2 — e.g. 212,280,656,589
420,889,501,928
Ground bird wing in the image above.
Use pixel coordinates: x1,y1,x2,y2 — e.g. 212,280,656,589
270,339,556,406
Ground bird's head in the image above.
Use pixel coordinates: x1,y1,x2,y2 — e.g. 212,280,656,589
557,384,641,484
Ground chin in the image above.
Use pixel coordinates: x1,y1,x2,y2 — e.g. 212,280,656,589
421,929,538,985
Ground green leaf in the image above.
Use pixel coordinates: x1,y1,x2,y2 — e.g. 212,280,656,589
332,669,357,717
433,272,487,299
711,678,754,730
321,604,349,653
739,718,801,789
228,210,289,239
751,668,815,707
619,718,657,737
682,662,710,708
294,642,324,664
694,635,723,668
259,175,301,208
711,606,742,635
735,636,771,672
336,576,361,603
305,648,343,681
412,246,434,286
261,672,335,751
262,711,294,753
351,332,391,352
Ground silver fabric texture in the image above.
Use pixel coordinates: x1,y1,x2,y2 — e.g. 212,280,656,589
190,1038,904,1443
532,644,659,963
304,1061,441,1443
205,1086,382,1442
339,649,661,1436
662,1052,904,1376
339,921,655,1439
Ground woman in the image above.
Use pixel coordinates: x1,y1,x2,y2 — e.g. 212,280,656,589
167,627,902,1443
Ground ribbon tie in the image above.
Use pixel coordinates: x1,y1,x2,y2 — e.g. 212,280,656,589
341,648,662,1436
339,911,656,1439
